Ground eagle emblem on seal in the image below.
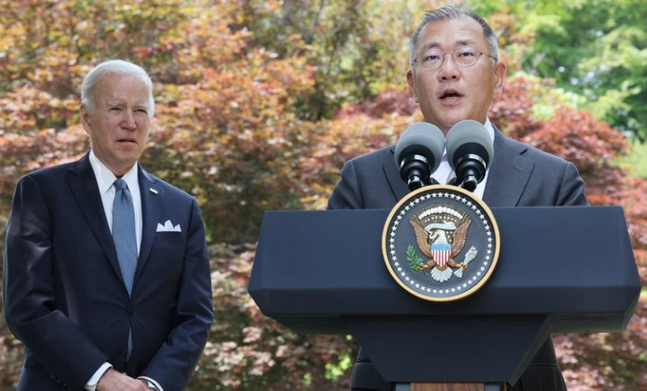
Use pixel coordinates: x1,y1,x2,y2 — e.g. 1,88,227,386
409,205,478,282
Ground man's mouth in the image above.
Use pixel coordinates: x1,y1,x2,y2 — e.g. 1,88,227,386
439,89,463,100
117,139,137,144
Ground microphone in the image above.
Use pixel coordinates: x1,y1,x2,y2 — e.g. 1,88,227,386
446,120,493,192
394,122,445,191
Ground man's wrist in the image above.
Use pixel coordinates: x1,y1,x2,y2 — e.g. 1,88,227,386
85,363,112,391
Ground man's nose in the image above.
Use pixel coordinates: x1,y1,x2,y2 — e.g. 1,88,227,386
121,109,136,129
437,53,460,80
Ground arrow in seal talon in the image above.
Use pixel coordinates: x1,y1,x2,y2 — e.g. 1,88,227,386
454,246,478,278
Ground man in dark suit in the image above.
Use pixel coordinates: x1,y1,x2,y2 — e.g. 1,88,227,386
3,60,213,391
328,6,588,391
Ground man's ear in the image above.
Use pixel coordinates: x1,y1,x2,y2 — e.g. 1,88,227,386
80,104,92,135
493,61,507,96
406,70,418,103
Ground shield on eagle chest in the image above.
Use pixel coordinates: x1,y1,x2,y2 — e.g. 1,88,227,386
431,243,451,267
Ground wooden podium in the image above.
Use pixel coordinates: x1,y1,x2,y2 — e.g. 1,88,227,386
248,206,640,389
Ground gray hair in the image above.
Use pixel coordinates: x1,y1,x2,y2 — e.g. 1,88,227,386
81,60,155,118
409,6,499,67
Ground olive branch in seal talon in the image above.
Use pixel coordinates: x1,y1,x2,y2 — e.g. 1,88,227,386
406,244,425,272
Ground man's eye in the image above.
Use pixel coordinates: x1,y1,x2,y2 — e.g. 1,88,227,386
423,54,441,62
110,107,122,112
457,50,476,58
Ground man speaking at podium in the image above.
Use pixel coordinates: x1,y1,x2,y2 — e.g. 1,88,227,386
327,6,588,391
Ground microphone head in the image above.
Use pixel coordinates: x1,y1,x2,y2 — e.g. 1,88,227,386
446,120,494,191
394,122,445,173
446,120,493,171
394,122,445,190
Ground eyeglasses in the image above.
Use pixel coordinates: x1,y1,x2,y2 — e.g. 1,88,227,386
412,48,497,72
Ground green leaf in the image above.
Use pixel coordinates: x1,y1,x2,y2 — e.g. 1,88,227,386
406,243,424,270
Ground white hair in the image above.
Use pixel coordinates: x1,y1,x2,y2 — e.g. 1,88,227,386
81,59,155,118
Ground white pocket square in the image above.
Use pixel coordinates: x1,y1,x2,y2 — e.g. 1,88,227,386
156,220,182,232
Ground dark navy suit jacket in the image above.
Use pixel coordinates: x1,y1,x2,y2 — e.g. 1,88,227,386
3,153,213,391
328,127,588,390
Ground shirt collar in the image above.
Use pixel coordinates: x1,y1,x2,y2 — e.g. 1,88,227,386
483,117,495,145
89,151,139,195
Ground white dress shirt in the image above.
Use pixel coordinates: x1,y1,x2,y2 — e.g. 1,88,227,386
89,151,143,252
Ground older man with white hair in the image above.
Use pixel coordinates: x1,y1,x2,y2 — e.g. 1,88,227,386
4,60,213,391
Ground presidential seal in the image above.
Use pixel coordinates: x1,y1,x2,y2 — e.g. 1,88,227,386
382,185,500,301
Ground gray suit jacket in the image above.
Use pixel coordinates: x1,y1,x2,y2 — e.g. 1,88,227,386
327,127,588,390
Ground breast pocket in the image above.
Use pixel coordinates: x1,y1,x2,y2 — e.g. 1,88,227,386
146,232,186,276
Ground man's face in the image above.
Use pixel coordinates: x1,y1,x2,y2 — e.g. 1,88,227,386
81,73,151,177
406,18,507,135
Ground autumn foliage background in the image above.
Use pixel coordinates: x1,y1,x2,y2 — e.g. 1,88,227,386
0,0,646,390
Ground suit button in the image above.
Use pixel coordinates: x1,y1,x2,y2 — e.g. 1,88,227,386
128,308,135,315
120,353,127,362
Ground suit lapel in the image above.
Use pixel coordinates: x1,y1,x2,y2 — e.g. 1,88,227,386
67,154,122,278
383,146,410,202
136,165,164,279
483,129,534,207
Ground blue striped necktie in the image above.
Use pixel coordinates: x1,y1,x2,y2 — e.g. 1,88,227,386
112,178,137,360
